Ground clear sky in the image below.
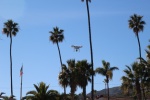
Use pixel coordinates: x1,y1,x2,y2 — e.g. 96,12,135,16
0,0,150,99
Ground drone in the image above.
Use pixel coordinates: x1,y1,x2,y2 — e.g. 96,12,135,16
71,45,83,52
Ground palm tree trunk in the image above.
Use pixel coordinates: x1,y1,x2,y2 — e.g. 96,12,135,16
141,69,146,100
106,78,109,100
83,86,86,100
137,33,142,61
136,33,142,100
142,84,146,100
56,42,63,70
136,78,142,100
85,1,94,100
71,89,75,100
105,82,107,95
56,42,66,95
10,33,13,97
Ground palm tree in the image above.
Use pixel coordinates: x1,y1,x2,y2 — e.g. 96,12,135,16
67,59,78,100
59,59,78,100
58,64,69,87
103,79,107,95
95,60,119,100
0,94,16,100
2,20,19,97
128,14,146,100
142,44,150,98
81,0,94,99
59,93,74,100
24,82,58,100
140,46,150,99
121,65,135,96
128,14,145,61
0,92,6,100
49,26,64,70
1,96,16,100
76,60,92,100
121,62,144,99
49,26,65,94
48,90,60,100
58,64,69,100
0,92,5,97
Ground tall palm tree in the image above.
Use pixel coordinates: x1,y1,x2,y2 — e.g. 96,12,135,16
2,20,19,97
49,26,65,94
24,82,58,100
49,26,64,70
128,14,145,61
128,14,146,100
76,60,92,100
95,60,119,100
81,0,94,99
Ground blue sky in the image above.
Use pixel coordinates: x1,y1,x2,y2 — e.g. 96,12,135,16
0,0,150,99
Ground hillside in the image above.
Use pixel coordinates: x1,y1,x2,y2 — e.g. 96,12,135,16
86,86,123,97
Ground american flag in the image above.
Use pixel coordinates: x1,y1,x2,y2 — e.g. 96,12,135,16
20,66,23,76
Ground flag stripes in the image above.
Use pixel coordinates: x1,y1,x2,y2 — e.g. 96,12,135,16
20,66,23,76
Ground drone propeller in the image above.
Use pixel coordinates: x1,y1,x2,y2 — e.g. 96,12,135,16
71,45,83,52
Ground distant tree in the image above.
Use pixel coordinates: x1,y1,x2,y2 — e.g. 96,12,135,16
2,20,19,97
81,0,94,99
95,60,119,100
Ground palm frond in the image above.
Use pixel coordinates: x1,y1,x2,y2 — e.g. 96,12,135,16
106,70,113,80
95,67,106,76
128,14,145,35
109,66,119,71
26,90,37,95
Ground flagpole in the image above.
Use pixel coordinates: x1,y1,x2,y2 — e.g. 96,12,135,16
20,73,22,100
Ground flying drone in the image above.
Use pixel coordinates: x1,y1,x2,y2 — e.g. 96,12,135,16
71,45,83,52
